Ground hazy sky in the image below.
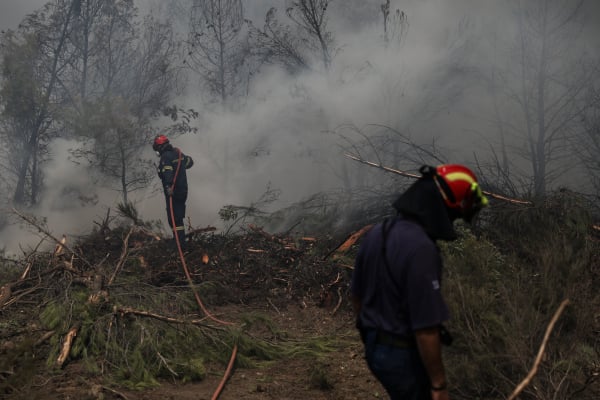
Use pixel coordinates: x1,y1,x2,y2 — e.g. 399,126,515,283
0,0,44,31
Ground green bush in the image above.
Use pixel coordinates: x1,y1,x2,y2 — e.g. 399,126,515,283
441,192,599,400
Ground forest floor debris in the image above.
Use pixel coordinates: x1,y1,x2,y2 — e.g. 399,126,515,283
0,221,383,400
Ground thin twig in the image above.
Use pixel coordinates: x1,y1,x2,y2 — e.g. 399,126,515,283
344,152,421,178
331,287,343,316
115,306,223,330
101,386,129,400
507,299,570,400
107,226,134,286
11,208,94,268
156,351,179,377
267,298,281,315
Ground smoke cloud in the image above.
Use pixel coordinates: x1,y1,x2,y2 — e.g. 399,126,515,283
1,0,599,255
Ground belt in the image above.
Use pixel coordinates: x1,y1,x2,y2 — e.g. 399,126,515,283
375,331,416,348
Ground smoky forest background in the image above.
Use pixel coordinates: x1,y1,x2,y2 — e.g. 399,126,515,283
0,1,598,399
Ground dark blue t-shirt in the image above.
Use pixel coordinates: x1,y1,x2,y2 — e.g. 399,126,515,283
351,216,449,336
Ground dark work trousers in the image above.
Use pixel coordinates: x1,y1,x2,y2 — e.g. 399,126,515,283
363,329,431,400
166,194,187,249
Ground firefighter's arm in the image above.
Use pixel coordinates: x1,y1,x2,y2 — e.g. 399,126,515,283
159,161,175,192
415,326,450,400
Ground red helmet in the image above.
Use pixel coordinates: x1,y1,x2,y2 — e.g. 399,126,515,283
153,135,169,151
434,164,488,221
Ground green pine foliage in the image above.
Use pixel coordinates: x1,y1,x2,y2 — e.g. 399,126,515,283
33,279,344,390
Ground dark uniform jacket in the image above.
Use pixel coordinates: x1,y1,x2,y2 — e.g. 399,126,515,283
157,145,194,198
351,176,455,337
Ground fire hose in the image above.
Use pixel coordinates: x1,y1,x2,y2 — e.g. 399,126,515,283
168,150,238,400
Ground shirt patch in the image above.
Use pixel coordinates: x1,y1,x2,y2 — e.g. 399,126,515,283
432,280,440,290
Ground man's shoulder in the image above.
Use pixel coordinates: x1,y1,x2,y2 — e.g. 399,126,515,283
160,149,179,161
391,218,435,247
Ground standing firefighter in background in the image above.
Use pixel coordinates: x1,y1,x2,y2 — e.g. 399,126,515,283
351,164,488,400
153,135,194,250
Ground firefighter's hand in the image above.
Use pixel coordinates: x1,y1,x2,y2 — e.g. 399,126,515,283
166,187,174,197
431,388,450,400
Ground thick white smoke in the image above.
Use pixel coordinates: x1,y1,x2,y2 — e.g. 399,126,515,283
1,0,599,255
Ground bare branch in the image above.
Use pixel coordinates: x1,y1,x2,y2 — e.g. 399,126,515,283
507,299,571,400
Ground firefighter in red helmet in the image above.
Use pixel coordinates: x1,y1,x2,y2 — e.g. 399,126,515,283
352,164,487,400
153,135,194,250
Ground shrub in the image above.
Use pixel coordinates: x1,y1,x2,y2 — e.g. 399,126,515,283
441,191,599,399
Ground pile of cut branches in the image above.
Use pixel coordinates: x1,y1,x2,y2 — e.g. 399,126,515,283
0,212,356,397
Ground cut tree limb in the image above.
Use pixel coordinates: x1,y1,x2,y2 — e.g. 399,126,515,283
323,224,374,260
57,326,78,368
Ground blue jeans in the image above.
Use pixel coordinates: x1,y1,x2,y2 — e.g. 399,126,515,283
363,330,431,400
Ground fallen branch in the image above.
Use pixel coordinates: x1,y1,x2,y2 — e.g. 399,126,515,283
35,330,55,347
507,299,570,400
115,306,222,329
2,256,45,308
344,153,532,205
1,286,41,309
